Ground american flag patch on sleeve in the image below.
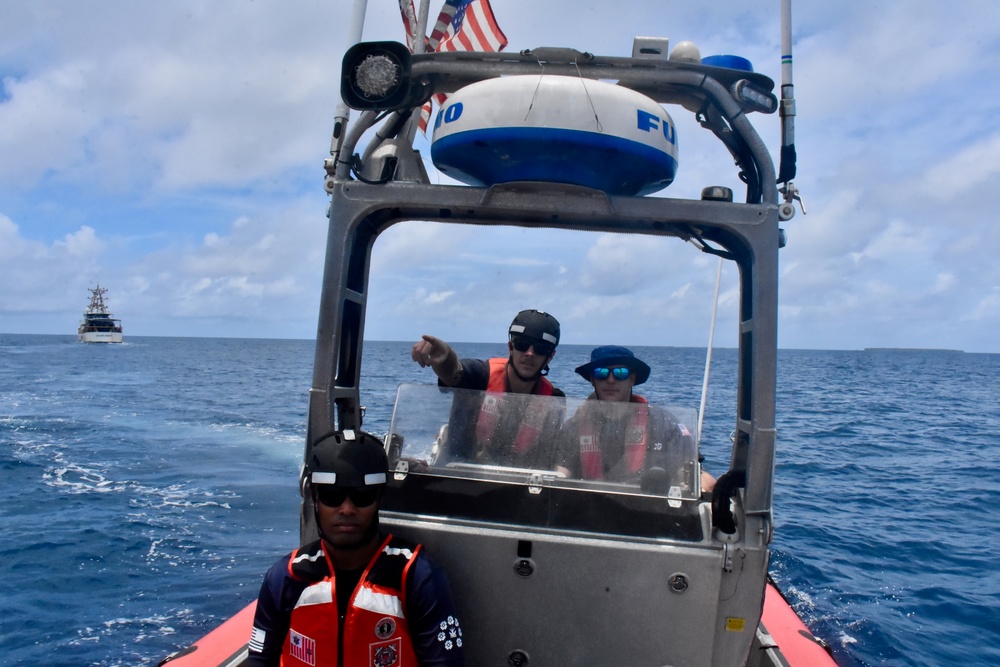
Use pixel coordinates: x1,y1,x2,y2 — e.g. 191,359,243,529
249,626,266,653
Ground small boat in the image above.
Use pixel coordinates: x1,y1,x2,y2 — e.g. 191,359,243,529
77,285,123,344
162,2,837,665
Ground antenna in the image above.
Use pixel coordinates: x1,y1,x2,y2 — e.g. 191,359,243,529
328,0,370,170
698,257,723,445
777,0,805,219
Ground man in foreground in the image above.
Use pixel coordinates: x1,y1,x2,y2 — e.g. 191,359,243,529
248,431,464,666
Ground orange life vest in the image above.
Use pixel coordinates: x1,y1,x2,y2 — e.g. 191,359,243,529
578,394,649,479
475,357,554,454
282,535,419,667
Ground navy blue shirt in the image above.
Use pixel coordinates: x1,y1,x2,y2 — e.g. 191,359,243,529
444,358,492,390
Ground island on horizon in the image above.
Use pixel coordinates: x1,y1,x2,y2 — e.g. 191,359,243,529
863,347,965,353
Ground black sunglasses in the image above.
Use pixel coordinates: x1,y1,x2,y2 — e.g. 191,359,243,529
314,484,382,508
510,336,555,357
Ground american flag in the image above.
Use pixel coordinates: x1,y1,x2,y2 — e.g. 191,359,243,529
289,629,317,666
398,0,508,133
429,0,507,52
398,0,420,50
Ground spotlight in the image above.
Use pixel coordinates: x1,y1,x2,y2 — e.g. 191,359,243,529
341,41,418,110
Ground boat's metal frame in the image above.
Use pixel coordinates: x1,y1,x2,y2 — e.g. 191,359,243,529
298,42,790,666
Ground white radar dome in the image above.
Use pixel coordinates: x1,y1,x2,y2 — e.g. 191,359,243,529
430,75,679,197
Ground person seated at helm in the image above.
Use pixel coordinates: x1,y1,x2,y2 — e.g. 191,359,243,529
248,431,465,666
411,309,565,467
555,345,716,493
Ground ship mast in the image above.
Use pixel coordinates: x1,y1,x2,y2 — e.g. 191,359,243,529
87,285,112,314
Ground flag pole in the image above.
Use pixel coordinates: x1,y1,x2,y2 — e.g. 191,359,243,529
401,0,433,143
414,0,430,54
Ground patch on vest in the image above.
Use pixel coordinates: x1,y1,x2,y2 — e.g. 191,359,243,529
374,616,397,640
288,629,317,666
371,638,400,666
481,394,500,415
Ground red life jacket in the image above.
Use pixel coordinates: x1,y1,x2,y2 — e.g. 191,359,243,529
282,534,420,667
474,357,554,454
578,394,649,479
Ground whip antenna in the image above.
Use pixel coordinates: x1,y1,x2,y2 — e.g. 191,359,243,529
697,257,724,445
777,0,805,218
328,0,370,169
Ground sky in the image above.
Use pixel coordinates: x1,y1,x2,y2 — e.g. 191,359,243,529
2,1,999,352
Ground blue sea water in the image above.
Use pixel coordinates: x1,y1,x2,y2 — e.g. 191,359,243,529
1,334,998,666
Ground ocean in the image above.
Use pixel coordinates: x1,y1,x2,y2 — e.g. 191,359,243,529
1,334,998,666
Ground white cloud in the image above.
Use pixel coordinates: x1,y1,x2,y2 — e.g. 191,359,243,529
0,195,325,337
55,225,104,256
1,1,999,351
0,2,343,194
0,63,102,186
413,289,455,306
969,289,1000,321
920,133,1000,201
0,220,109,313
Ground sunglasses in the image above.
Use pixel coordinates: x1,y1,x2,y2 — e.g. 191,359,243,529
314,484,382,508
592,366,631,381
510,336,555,357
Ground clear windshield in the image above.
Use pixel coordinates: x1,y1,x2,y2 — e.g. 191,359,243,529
386,383,702,503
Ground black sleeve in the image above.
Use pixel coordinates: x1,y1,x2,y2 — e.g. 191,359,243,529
406,553,466,666
247,555,304,667
459,358,490,390
553,413,580,476
436,357,491,391
645,408,680,468
534,394,567,469
645,408,698,490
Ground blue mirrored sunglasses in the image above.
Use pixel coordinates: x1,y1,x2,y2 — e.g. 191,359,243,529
592,366,631,381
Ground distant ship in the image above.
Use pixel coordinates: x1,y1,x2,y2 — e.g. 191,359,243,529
78,285,123,343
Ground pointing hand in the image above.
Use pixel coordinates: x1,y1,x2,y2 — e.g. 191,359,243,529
411,335,451,368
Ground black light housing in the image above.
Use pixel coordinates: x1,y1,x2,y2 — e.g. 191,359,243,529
340,41,418,110
730,79,779,114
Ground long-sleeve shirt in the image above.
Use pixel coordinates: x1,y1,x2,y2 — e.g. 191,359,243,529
248,537,465,666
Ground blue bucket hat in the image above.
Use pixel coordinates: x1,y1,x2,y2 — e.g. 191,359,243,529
575,345,651,385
